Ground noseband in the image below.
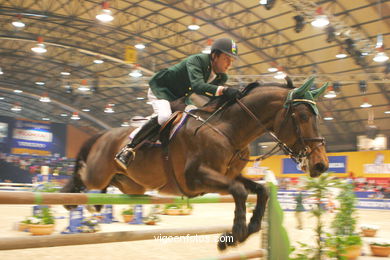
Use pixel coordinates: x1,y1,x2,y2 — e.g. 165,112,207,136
236,98,325,165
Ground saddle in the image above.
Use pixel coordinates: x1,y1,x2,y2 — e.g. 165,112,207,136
141,111,189,148
159,111,186,146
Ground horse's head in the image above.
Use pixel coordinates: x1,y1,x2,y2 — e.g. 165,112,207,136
274,77,329,177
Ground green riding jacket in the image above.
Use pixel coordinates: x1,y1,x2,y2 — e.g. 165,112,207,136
149,53,228,104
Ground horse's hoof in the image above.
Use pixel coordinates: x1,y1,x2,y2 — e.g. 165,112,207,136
233,223,248,243
64,205,78,211
248,221,261,235
217,232,236,251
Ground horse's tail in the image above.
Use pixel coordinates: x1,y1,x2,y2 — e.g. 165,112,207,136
60,131,106,207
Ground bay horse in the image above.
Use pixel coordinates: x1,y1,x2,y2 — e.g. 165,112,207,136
61,77,329,250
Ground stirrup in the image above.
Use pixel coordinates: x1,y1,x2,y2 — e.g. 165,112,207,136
115,147,136,170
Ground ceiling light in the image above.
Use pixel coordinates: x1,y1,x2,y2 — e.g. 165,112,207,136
71,112,80,120
12,20,25,28
129,65,143,78
202,39,213,54
202,46,211,54
360,102,372,108
335,53,347,59
96,2,114,22
12,15,25,28
136,97,145,100
35,81,45,86
104,104,115,113
78,79,90,91
259,0,267,4
0,97,4,100
268,67,278,72
121,121,130,127
0,68,3,75
373,51,389,63
311,15,329,28
188,24,200,31
324,90,337,99
61,72,70,76
385,110,390,114
311,7,329,28
273,71,286,79
39,93,51,103
188,18,200,31
42,117,50,121
31,36,47,54
360,98,372,108
14,89,23,93
11,103,22,112
60,113,68,117
81,108,90,112
324,116,334,120
135,43,145,50
93,59,104,64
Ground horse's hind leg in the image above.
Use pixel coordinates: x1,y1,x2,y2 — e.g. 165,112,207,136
236,176,268,236
193,165,248,250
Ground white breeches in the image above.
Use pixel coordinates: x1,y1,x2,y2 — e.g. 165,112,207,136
147,89,172,125
129,89,172,139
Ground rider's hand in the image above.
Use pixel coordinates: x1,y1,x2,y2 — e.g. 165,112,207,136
223,87,242,99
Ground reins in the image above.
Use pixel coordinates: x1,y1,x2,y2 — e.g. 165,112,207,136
236,97,325,164
191,85,326,165
235,98,295,162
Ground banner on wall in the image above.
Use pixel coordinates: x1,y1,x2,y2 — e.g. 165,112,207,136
0,122,8,143
11,120,53,156
363,152,390,174
282,156,347,174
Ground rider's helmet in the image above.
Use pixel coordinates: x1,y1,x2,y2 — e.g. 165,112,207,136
211,38,238,57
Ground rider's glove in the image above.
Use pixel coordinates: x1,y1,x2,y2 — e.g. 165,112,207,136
223,87,242,99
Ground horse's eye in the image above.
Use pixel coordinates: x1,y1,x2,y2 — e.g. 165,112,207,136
299,113,308,121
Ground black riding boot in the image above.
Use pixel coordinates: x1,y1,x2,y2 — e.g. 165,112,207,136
115,117,160,170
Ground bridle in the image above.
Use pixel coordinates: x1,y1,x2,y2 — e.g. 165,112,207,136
235,97,325,165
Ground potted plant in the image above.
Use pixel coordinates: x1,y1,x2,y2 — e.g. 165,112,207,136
180,203,193,215
77,217,100,233
143,214,161,225
360,224,379,237
18,218,31,232
28,207,55,236
164,204,181,215
326,182,362,260
369,241,390,257
121,206,134,222
290,173,339,260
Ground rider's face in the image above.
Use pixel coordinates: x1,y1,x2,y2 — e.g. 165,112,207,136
212,53,234,73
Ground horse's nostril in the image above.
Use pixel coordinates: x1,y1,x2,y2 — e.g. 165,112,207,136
314,163,327,173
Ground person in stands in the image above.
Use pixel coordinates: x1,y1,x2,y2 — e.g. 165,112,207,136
115,38,242,170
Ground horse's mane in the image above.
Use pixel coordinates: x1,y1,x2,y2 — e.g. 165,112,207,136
200,77,294,113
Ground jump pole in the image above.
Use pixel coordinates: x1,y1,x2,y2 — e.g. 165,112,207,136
0,225,231,250
0,191,257,205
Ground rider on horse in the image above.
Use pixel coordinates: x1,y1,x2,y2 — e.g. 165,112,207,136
115,38,242,170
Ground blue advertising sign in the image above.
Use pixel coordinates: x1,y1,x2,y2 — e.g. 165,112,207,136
11,119,53,156
282,156,347,174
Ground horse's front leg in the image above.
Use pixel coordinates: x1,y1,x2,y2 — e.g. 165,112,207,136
236,176,269,236
194,165,248,250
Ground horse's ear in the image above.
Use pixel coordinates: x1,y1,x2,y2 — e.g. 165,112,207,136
311,82,329,100
293,76,315,97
